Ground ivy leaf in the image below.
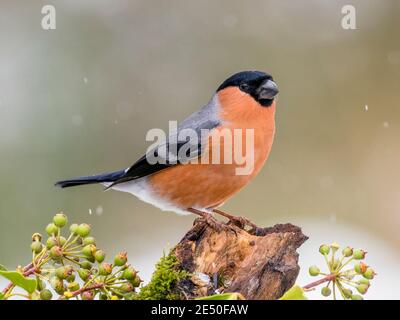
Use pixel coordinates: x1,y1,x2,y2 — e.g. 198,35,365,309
0,270,37,294
196,292,245,300
279,285,308,300
0,292,4,300
0,264,7,271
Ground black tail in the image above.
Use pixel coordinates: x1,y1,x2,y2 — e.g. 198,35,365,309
55,170,126,188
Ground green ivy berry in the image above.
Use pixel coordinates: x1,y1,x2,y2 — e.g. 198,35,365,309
319,244,330,255
114,252,128,266
342,246,353,257
80,261,93,270
353,249,366,260
330,242,340,252
81,291,94,300
86,255,95,263
66,273,76,283
30,241,43,254
321,286,331,297
98,263,112,276
94,250,106,263
358,278,370,286
37,278,46,291
363,267,375,280
83,236,96,245
351,294,363,300
67,282,80,291
122,267,137,280
50,276,65,295
78,269,91,281
45,223,59,236
69,223,79,235
53,213,68,228
354,262,367,274
356,284,369,295
130,275,142,288
56,266,67,279
46,237,57,249
64,266,74,276
76,223,91,237
120,282,134,293
342,288,353,299
49,246,63,260
308,265,320,276
56,266,73,280
31,233,42,242
82,244,97,258
40,289,53,300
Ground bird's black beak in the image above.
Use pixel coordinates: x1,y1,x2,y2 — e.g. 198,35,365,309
257,79,279,100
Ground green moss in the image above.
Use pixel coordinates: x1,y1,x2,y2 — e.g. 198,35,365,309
137,251,189,300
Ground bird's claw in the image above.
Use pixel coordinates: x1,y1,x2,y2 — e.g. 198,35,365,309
201,214,240,234
203,214,228,232
228,216,257,230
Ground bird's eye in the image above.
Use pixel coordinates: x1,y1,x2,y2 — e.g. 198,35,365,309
239,83,249,91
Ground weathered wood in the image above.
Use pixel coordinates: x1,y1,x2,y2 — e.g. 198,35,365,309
173,219,308,300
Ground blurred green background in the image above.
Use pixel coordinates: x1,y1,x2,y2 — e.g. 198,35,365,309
1,0,399,299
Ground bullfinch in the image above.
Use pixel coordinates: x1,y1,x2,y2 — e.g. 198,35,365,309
56,71,279,229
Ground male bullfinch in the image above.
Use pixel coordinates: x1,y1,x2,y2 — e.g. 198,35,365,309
56,71,279,229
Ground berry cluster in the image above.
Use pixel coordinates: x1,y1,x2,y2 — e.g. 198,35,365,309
305,242,376,300
2,213,141,300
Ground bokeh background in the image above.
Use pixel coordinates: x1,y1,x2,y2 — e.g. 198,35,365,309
1,0,399,299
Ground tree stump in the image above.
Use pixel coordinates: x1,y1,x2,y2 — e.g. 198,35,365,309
173,219,308,300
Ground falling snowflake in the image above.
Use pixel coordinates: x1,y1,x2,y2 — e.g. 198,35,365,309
95,206,104,216
89,208,93,215
83,77,88,84
383,121,389,128
364,105,369,111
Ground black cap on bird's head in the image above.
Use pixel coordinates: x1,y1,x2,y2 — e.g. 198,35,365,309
217,71,279,107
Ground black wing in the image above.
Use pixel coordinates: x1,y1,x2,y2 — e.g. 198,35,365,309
105,120,220,189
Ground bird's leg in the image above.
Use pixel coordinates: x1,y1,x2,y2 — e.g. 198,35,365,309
212,209,257,230
188,208,227,231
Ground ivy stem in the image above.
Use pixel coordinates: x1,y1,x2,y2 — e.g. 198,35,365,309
323,254,332,273
333,282,337,300
65,283,104,298
303,273,337,290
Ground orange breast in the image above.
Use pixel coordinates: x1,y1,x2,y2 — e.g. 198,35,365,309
149,87,276,210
